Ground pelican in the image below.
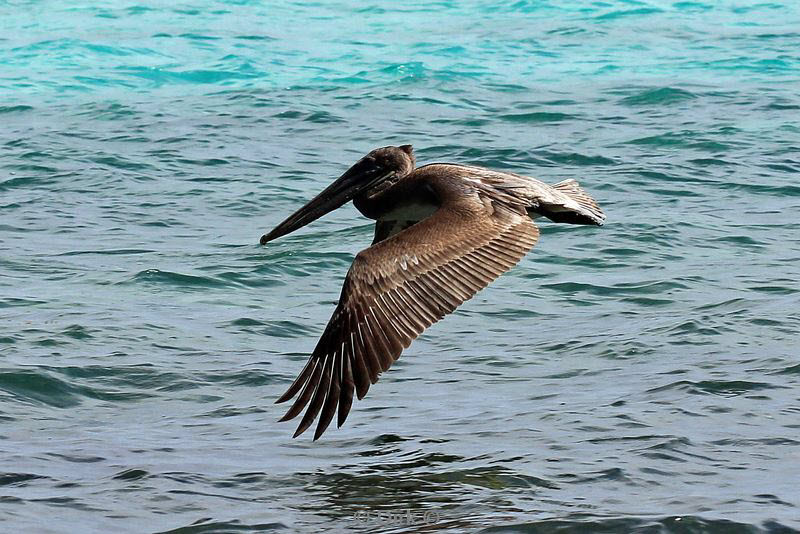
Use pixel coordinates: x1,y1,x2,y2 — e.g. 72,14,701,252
261,145,605,440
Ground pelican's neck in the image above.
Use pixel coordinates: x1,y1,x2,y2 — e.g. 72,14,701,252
353,169,441,221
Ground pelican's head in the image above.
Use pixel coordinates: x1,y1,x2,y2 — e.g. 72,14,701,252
260,145,415,245
366,144,415,177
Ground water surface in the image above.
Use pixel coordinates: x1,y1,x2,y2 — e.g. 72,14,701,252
2,1,799,532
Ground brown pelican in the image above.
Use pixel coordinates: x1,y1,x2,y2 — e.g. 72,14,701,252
261,145,605,440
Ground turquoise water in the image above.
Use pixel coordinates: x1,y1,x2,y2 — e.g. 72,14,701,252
2,1,800,532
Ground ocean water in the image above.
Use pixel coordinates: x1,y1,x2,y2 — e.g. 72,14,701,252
2,0,800,532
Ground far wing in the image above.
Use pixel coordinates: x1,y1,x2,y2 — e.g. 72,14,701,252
276,196,539,439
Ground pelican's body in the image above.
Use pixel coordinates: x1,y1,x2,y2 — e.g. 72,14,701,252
261,145,605,439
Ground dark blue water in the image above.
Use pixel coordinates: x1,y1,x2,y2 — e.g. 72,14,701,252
2,1,799,532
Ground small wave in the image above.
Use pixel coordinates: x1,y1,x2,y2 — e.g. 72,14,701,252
773,363,800,375
0,368,154,409
228,318,316,338
595,7,664,20
235,34,277,41
0,473,50,487
0,105,33,114
196,405,267,418
178,157,231,167
624,132,734,152
153,519,287,534
198,369,279,387
710,437,800,447
127,269,232,289
479,515,795,533
539,151,617,166
0,297,46,308
498,111,575,123
111,468,149,481
58,248,156,257
619,87,697,106
647,379,783,397
117,65,266,86
542,279,687,297
177,33,220,41
0,369,82,408
273,110,345,123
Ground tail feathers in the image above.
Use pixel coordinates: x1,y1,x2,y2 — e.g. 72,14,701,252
548,179,606,226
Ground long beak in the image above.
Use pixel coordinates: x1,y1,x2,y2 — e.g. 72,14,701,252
260,164,389,245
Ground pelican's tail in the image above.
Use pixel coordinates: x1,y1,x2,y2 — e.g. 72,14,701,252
546,179,606,226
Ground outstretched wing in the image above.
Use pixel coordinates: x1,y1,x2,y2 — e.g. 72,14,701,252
276,194,540,439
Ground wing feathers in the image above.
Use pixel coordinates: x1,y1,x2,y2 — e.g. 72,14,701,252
276,199,540,439
350,312,372,397
315,352,340,440
293,352,332,438
279,359,321,423
275,357,314,404
338,349,354,427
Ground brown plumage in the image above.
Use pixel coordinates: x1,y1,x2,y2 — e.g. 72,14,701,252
260,145,605,439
